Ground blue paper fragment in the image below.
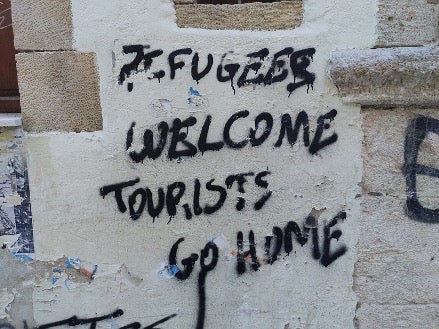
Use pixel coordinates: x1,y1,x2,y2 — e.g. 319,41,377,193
65,258,81,269
189,87,201,96
167,265,180,277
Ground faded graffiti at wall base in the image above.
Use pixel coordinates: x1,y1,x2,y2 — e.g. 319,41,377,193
0,310,177,329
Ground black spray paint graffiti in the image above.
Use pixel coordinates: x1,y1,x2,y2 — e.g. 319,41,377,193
169,239,218,329
100,170,272,222
0,310,176,329
125,109,338,163
102,109,339,221
404,116,439,223
117,45,316,96
168,210,348,329
237,211,347,272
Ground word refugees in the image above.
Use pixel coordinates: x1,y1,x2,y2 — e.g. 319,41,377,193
118,45,316,96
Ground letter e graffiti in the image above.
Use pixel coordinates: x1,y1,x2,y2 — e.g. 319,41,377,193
404,116,439,223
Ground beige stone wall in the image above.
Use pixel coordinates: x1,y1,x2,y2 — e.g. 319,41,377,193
356,108,439,328
329,0,439,327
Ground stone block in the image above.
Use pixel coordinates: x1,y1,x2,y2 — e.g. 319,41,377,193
329,47,439,107
16,52,102,133
356,196,439,304
355,303,439,329
361,108,439,198
11,0,72,50
174,1,302,30
376,0,438,47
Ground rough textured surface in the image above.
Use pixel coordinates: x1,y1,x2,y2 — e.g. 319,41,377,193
10,0,72,51
376,0,439,47
356,108,439,329
16,52,102,133
355,304,438,329
0,250,34,327
174,1,302,30
329,47,439,107
0,250,109,327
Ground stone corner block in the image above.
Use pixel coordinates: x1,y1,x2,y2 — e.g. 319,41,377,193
11,0,73,51
376,0,439,47
174,1,303,31
329,47,439,107
16,52,102,133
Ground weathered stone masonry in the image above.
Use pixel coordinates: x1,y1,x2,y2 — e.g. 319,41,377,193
329,1,439,327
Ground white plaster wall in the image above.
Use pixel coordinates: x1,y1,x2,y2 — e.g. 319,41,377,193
24,1,376,328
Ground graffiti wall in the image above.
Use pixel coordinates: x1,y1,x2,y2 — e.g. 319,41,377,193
29,2,370,323
2,0,437,328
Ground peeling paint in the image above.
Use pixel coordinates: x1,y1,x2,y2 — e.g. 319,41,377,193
0,289,13,320
0,126,33,254
12,253,33,264
211,233,229,250
0,193,23,207
187,86,206,106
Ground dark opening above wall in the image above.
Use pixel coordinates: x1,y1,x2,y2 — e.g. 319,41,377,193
196,1,284,3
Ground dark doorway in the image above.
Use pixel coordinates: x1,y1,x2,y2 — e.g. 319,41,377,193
0,0,20,113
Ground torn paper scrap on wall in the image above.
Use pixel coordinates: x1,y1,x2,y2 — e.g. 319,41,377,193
0,127,34,254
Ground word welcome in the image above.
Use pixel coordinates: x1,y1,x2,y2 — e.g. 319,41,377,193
118,45,316,95
0,310,176,329
168,210,348,329
126,109,338,163
100,170,272,222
